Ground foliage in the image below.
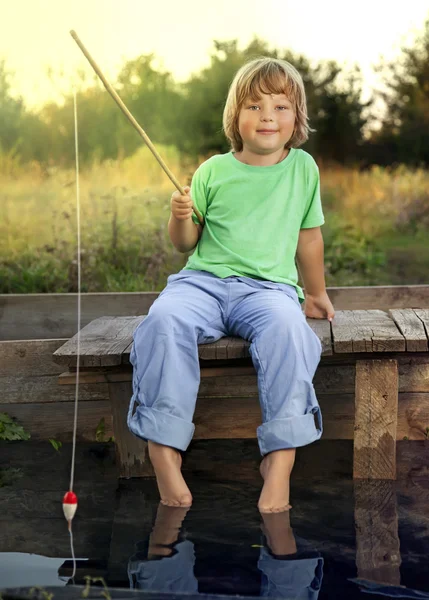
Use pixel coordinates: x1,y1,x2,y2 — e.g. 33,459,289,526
1,157,428,293
95,417,114,443
0,60,25,155
49,438,62,452
368,18,429,166
28,588,54,600
0,412,31,441
174,37,369,164
1,21,429,168
0,145,187,293
82,576,112,600
322,214,387,286
0,467,23,488
0,37,370,170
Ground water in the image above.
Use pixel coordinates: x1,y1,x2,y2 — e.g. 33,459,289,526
1,441,429,599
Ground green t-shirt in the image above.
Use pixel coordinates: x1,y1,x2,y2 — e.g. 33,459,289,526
184,148,324,303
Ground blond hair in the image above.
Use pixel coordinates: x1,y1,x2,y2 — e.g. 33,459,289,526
222,57,312,152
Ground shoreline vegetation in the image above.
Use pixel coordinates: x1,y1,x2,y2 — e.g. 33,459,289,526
1,145,428,294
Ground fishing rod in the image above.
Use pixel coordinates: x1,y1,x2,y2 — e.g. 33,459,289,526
70,30,204,225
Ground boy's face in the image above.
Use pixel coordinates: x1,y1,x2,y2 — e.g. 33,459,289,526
237,92,296,155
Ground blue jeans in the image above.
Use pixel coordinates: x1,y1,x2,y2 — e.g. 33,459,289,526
128,539,324,598
128,269,323,455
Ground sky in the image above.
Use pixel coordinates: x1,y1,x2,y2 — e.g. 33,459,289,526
1,0,428,110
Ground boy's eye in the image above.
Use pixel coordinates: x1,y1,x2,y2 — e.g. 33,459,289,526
248,105,289,110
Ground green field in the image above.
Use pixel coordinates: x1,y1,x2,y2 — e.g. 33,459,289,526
1,146,428,293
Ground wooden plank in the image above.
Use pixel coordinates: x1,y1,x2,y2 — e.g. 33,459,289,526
354,360,398,479
397,392,429,440
2,286,428,341
1,374,108,403
0,339,68,376
415,309,429,340
328,285,429,311
55,319,331,368
0,401,113,441
2,390,427,446
332,310,405,353
0,337,107,403
354,480,401,585
0,292,159,341
398,355,429,392
389,309,429,351
307,317,333,355
53,316,145,367
57,356,429,394
396,440,429,481
108,381,152,478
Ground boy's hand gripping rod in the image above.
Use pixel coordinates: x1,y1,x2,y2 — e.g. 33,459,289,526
70,30,204,226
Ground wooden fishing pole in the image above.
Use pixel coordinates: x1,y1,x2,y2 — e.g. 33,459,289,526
70,30,204,226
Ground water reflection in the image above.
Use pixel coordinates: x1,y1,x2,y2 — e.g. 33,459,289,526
128,503,323,599
2,441,429,596
354,481,401,587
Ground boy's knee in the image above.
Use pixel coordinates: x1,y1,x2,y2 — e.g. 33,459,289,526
145,303,194,336
262,313,302,338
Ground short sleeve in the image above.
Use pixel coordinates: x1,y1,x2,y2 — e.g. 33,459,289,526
300,160,325,229
190,163,208,225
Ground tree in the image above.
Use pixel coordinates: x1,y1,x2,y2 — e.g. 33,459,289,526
173,37,369,164
369,18,429,166
0,59,25,155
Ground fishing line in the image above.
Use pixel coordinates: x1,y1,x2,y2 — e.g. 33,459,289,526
61,88,82,582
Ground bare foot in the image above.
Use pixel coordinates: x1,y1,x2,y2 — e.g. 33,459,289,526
258,448,296,513
148,441,193,507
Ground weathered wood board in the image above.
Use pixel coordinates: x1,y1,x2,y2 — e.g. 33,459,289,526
53,315,334,367
52,309,429,369
354,360,399,479
0,401,113,441
3,391,427,444
53,316,146,367
389,309,429,351
2,286,428,340
332,310,406,353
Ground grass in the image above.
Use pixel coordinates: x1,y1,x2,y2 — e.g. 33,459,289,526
1,148,429,293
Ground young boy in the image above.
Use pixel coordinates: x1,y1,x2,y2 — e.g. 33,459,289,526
128,57,335,513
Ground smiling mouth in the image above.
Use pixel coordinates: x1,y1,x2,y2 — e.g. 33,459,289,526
257,130,278,134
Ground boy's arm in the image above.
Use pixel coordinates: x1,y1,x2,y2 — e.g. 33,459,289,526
168,184,202,253
168,215,201,253
296,227,326,295
296,227,335,321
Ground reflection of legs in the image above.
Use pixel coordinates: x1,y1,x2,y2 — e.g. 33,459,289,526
258,512,323,599
258,548,324,600
228,287,322,512
128,504,198,593
260,511,297,556
148,504,190,559
128,271,226,506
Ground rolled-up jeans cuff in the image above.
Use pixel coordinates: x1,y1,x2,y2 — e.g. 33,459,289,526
128,403,195,451
257,409,322,456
